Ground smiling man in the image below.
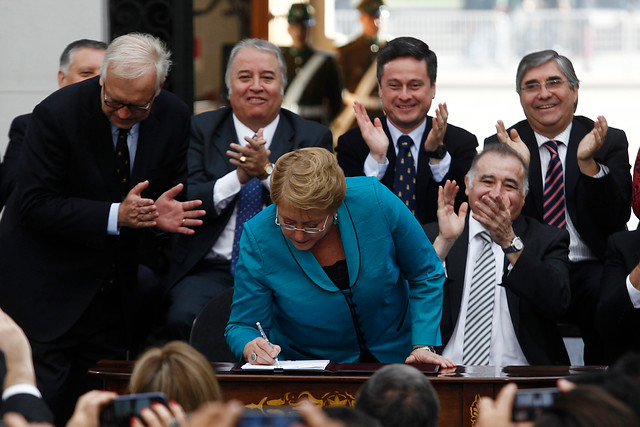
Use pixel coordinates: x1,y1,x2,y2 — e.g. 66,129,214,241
162,38,333,342
485,49,631,365
336,36,478,224
0,33,204,425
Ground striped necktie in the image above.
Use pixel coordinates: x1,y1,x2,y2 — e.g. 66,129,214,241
463,231,495,366
393,135,417,215
543,140,567,228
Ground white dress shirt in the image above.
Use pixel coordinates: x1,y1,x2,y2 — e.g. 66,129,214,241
442,217,528,366
207,114,279,260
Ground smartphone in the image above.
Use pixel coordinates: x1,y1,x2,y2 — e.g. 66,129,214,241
512,387,560,422
99,392,168,427
236,409,302,427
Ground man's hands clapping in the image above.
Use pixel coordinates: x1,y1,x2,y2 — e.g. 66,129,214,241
226,128,271,184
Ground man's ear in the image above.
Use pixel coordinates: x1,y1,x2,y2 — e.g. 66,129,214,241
156,78,166,95
57,71,66,88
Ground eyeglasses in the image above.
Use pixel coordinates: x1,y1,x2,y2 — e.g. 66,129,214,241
520,79,566,94
103,84,153,115
275,210,334,234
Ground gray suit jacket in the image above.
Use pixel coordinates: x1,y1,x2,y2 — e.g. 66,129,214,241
164,107,333,288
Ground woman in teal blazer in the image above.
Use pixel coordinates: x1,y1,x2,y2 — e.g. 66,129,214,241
225,148,454,367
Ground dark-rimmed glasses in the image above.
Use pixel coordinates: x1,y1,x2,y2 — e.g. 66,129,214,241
103,84,153,115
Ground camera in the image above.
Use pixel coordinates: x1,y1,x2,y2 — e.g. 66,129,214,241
236,409,302,427
512,387,560,422
99,392,168,427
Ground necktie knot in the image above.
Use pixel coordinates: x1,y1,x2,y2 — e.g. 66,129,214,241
118,128,130,140
544,140,559,156
398,135,413,150
478,231,491,245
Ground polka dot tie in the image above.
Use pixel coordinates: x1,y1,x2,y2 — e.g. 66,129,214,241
116,128,131,200
393,135,417,215
230,177,263,275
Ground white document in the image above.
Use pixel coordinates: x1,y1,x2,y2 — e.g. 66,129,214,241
240,360,331,370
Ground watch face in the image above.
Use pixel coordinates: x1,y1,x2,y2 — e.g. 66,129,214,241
514,238,524,250
265,163,274,174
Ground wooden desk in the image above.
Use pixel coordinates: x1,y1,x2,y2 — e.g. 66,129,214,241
90,361,606,427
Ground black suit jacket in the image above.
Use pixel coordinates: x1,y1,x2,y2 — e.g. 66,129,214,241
598,230,640,363
164,107,333,288
336,117,478,224
0,76,190,342
0,113,31,210
424,215,571,365
484,116,631,260
0,393,53,423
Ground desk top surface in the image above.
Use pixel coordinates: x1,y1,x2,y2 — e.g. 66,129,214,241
90,360,607,383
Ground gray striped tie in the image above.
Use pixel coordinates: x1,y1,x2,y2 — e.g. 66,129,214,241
463,231,496,365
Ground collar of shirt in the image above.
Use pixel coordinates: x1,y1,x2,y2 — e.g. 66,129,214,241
232,113,279,150
386,118,425,161
534,122,572,150
110,122,140,146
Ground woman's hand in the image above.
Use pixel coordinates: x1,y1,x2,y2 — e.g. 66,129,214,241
405,347,456,369
242,337,281,365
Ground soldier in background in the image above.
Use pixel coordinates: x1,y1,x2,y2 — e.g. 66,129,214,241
281,3,343,126
333,0,385,143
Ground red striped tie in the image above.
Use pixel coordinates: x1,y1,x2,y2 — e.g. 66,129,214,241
543,140,566,228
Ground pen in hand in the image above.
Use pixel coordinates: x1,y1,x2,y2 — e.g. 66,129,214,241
256,321,281,368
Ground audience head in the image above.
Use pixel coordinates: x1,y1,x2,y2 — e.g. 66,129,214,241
270,147,346,252
375,36,437,134
466,144,529,221
355,364,439,427
323,406,382,427
129,341,222,412
534,385,640,427
58,39,107,88
515,50,579,139
99,33,170,129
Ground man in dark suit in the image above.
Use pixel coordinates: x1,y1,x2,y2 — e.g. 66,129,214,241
0,33,205,425
424,144,571,365
597,230,640,364
162,39,333,342
485,50,631,364
336,36,478,225
0,39,107,210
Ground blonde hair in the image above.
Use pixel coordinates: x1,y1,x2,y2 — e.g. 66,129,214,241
271,147,346,213
129,341,222,411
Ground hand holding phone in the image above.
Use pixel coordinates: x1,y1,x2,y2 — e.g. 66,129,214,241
99,392,168,427
512,387,559,422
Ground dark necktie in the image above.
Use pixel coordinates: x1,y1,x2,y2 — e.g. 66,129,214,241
230,179,263,276
463,231,495,366
543,141,566,228
116,128,131,200
393,135,417,215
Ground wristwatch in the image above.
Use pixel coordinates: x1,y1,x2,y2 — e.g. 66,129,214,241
425,144,447,160
257,162,274,181
414,345,436,354
503,236,524,254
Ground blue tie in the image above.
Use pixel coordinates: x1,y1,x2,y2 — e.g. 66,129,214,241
230,178,263,275
393,135,417,215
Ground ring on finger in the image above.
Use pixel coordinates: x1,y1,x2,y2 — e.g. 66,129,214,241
239,155,247,163
168,420,180,427
181,218,186,225
250,352,257,362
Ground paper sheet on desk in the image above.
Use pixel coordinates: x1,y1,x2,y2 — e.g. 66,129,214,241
241,360,331,370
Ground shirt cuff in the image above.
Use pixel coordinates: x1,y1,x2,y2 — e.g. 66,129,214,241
3,384,41,401
364,154,389,179
593,162,608,178
626,274,640,308
214,170,243,214
429,151,452,182
108,203,120,235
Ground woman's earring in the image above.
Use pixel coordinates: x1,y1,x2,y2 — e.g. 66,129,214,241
333,213,338,225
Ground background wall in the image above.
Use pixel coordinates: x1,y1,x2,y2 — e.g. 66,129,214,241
0,0,107,156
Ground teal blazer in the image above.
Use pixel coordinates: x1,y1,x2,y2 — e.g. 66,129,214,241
225,177,445,363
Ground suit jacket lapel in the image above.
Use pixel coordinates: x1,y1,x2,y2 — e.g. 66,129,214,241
268,113,295,161
564,117,583,221
447,216,470,324
520,124,544,218
87,101,120,201
132,114,158,184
